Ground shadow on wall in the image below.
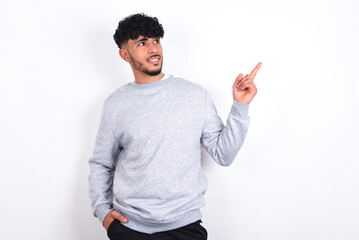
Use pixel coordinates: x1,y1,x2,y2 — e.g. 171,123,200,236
72,101,109,240
70,24,130,240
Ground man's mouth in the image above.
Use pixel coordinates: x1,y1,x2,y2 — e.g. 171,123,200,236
147,55,161,65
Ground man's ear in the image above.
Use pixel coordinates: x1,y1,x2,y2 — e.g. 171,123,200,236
119,48,130,63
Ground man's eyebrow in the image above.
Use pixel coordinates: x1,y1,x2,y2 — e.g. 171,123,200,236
135,37,148,44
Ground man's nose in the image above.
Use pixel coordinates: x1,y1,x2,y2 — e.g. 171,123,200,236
148,43,158,54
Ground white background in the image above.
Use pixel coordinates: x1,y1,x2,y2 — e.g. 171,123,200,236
1,0,358,239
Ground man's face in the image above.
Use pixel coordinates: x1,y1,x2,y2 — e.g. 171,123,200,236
122,35,163,76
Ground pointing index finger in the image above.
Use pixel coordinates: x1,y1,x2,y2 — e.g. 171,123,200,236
250,62,262,80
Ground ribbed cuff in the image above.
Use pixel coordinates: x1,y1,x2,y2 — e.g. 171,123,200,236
95,204,113,225
230,98,249,120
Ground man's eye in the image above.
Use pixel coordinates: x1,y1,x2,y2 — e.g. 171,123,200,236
138,42,144,46
154,39,159,44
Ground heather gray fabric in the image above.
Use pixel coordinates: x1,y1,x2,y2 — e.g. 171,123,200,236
88,75,251,234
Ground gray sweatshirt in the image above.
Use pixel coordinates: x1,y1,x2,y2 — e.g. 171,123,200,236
88,74,250,234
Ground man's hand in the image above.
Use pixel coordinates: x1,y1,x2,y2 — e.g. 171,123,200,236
233,62,262,104
103,210,128,231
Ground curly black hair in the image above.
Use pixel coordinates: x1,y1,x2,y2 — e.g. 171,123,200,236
113,13,164,49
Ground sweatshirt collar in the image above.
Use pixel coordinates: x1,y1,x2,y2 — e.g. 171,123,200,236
130,74,176,89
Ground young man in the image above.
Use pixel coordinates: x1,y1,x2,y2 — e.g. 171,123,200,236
88,13,261,240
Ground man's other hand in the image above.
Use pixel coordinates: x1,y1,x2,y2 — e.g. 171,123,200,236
103,210,128,230
233,62,262,104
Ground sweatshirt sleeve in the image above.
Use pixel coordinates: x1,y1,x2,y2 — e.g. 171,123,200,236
200,91,251,166
88,102,120,225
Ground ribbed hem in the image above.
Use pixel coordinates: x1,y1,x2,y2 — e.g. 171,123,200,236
230,98,250,120
113,205,202,234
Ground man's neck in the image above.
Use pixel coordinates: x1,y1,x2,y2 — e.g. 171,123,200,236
133,71,165,84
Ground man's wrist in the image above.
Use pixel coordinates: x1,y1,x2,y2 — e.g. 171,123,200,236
230,98,250,120
95,204,113,226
